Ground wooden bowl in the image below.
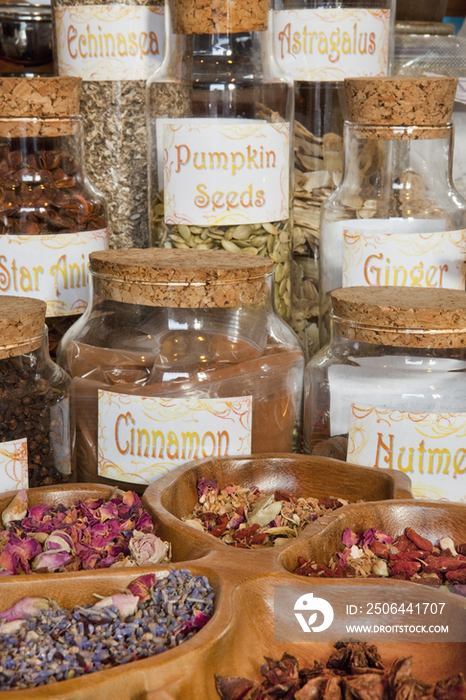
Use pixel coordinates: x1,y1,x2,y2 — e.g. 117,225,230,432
142,453,412,562
0,561,227,700
145,572,466,700
0,483,211,574
279,500,466,577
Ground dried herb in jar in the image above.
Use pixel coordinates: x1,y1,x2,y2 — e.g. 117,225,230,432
53,0,165,249
183,478,347,548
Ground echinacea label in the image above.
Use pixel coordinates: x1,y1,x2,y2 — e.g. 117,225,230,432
0,438,28,494
0,229,108,317
342,229,466,289
55,5,165,81
272,8,390,81
347,405,466,502
98,391,253,484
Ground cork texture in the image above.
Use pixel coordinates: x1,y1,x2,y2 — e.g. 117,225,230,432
0,118,80,139
0,78,82,118
331,287,466,348
0,297,46,359
355,125,451,141
345,77,457,127
169,0,268,34
90,249,274,308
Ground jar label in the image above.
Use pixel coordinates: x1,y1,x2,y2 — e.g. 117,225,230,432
342,228,466,289
159,118,290,225
54,4,165,81
97,390,253,485
0,229,108,317
347,404,466,502
0,438,28,494
272,8,390,81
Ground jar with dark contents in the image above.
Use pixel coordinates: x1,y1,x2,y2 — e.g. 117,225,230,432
0,76,108,358
0,296,75,493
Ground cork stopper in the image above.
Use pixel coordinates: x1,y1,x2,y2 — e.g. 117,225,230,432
0,296,46,359
0,78,82,138
331,287,466,348
345,77,457,127
89,249,274,308
169,0,269,34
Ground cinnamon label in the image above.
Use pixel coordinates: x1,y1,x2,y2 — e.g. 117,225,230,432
273,8,390,81
347,405,466,502
0,438,28,493
98,391,253,485
160,119,290,226
0,229,108,317
342,228,466,289
55,5,165,81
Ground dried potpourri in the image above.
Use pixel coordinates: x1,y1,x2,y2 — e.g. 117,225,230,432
215,641,466,700
0,489,171,575
0,570,213,690
293,526,466,594
183,478,347,548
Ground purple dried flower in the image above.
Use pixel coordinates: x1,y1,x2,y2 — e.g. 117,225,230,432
98,502,119,522
360,528,378,548
227,513,245,530
0,597,50,621
134,511,155,533
44,530,74,553
342,528,360,547
197,478,219,498
28,504,49,522
31,550,71,572
374,529,394,545
127,573,157,601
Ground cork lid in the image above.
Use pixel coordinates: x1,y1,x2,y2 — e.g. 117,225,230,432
0,78,81,118
331,287,466,348
0,296,46,359
169,0,269,35
345,77,457,127
89,249,274,308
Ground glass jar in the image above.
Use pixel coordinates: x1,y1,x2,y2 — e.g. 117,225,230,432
58,249,304,493
0,77,108,358
0,0,54,76
319,76,466,345
53,0,165,249
304,286,466,502
0,296,75,493
270,0,395,359
394,25,466,202
147,0,293,320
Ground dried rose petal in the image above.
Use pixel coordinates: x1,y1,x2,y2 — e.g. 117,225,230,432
44,530,74,553
31,549,71,571
98,501,119,522
374,529,394,544
94,593,139,619
0,596,50,621
127,573,157,600
361,528,378,548
128,530,169,566
197,478,219,498
1,490,28,528
342,528,359,547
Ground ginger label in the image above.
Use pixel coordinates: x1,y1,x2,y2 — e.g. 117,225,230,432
273,8,390,80
0,438,28,494
347,405,466,502
55,4,165,81
342,229,466,289
160,119,290,226
98,391,253,485
0,229,108,317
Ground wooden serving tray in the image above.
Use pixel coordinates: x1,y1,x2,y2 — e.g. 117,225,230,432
0,458,464,700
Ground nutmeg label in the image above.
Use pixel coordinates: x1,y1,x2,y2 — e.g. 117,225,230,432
55,5,165,81
98,391,253,485
347,405,466,502
342,229,466,289
0,438,28,494
0,229,108,317
272,8,390,80
160,119,290,226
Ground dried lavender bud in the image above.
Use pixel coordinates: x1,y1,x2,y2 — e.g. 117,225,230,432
0,570,213,691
